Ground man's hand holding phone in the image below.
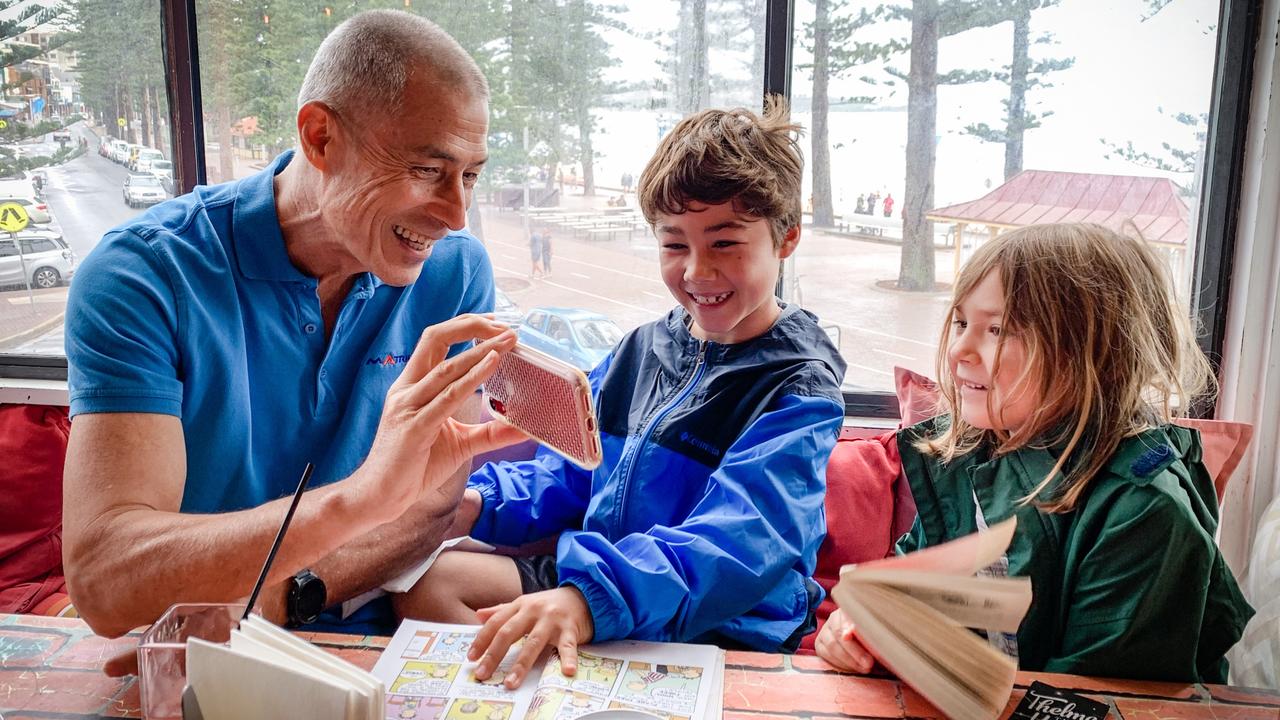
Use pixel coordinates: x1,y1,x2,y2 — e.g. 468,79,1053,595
357,315,527,523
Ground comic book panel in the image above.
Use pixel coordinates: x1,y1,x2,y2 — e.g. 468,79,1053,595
391,661,463,696
608,699,690,720
402,631,440,660
526,687,606,720
539,650,623,696
614,662,702,715
445,698,515,720
387,694,449,720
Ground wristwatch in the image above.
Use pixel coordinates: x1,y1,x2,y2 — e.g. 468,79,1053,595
286,568,327,627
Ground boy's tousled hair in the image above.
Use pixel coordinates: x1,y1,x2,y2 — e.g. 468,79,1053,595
923,222,1216,513
637,95,803,247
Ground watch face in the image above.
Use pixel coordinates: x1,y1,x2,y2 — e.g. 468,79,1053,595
293,574,327,624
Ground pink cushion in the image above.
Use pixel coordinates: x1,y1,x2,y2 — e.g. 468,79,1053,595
891,366,1253,502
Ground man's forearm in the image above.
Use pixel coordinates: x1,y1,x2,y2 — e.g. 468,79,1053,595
65,477,392,637
278,423,484,615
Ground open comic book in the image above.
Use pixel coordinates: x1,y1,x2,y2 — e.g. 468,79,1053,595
830,517,1033,720
371,620,725,720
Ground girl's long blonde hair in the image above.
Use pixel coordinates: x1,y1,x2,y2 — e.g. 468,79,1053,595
922,223,1216,513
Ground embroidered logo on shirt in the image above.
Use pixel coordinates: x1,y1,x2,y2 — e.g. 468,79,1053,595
680,431,721,458
366,352,411,367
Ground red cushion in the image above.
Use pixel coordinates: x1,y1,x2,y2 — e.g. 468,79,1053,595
801,429,906,652
0,404,71,614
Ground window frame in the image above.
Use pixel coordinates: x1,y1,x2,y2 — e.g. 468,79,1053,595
0,0,1260,425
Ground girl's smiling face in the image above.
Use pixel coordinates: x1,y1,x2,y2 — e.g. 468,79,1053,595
946,270,1044,431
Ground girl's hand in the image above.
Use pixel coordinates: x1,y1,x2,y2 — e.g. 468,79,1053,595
814,608,875,674
468,587,595,689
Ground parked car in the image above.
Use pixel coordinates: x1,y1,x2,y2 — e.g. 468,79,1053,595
130,147,163,172
517,307,623,371
0,230,75,289
109,140,130,163
51,128,72,144
148,159,175,193
0,196,53,225
122,173,167,208
98,136,113,157
494,287,522,326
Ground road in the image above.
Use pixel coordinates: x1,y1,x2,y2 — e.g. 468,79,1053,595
9,124,958,392
45,123,143,257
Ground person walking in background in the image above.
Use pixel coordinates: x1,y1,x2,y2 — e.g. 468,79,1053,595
530,227,544,278
883,193,894,218
855,195,866,215
541,228,553,278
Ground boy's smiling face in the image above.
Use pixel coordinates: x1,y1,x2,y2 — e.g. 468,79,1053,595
655,201,798,344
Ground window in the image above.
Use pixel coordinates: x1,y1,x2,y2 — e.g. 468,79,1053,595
787,0,1224,396
193,1,768,373
0,0,1254,423
0,0,171,361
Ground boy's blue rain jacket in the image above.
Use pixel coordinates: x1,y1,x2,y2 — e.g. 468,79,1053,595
469,304,847,651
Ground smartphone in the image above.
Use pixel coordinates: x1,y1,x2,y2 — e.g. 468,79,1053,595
483,343,603,470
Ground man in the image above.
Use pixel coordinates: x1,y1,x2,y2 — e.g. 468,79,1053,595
61,10,520,644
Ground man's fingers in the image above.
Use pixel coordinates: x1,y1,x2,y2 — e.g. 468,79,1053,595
401,314,511,383
455,419,530,457
103,646,139,677
403,331,515,412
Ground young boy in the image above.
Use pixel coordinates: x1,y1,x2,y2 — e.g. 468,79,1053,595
393,99,847,688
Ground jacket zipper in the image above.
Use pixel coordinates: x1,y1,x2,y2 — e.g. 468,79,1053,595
613,340,708,532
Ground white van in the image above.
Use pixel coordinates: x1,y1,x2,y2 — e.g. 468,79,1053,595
109,140,130,164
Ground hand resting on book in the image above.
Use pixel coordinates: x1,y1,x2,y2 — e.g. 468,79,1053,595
469,585,596,689
814,607,874,674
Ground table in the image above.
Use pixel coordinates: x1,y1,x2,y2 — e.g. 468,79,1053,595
2,614,1277,719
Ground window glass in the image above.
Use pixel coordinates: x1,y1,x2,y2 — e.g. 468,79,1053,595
0,0,171,356
790,0,1220,392
195,1,767,372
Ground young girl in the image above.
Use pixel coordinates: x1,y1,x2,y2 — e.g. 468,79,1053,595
817,223,1254,683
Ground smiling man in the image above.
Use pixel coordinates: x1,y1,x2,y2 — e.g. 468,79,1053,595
61,10,523,642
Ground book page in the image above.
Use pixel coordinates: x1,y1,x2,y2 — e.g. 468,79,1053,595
845,569,1031,632
530,639,721,720
373,620,724,720
372,620,537,720
187,636,355,720
841,517,1017,576
835,582,1017,720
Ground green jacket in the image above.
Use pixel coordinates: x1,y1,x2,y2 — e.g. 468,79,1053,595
896,419,1254,683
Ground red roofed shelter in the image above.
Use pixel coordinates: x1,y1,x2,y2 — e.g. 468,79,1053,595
926,170,1191,278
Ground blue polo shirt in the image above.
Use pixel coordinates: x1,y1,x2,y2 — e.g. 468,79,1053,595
66,149,494,529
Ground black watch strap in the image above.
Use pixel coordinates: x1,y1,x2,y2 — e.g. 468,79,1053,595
286,568,327,627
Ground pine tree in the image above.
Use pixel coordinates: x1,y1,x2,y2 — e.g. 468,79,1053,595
1,0,76,175
962,0,1073,181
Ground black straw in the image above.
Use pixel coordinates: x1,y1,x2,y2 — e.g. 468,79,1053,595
242,462,314,621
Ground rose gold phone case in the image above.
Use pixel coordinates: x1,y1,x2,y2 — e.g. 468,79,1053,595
483,343,603,470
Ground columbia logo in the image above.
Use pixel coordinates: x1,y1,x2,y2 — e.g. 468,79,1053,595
366,353,410,367
680,431,720,457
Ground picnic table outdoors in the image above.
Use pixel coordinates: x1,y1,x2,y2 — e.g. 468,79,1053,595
2,614,1278,719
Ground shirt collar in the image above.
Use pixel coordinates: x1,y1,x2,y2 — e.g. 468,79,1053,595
232,150,387,294
232,150,310,283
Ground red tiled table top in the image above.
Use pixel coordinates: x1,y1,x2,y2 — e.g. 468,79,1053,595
1,613,1277,719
